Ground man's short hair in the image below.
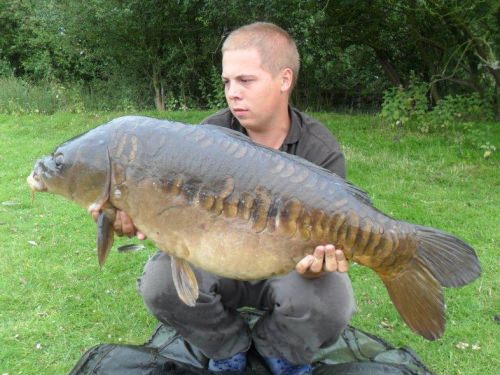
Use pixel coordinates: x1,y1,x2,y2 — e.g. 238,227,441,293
222,22,300,90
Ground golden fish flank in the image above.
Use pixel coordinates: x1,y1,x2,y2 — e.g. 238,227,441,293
27,115,481,340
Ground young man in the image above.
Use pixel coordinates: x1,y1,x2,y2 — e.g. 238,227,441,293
108,22,355,375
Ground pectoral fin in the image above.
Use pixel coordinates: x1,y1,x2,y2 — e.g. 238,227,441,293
97,212,115,268
171,256,199,306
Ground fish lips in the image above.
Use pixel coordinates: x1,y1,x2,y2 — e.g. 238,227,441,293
27,159,49,192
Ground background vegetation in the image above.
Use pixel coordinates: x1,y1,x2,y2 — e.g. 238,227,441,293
0,0,498,114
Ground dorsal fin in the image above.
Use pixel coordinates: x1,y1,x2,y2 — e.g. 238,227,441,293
201,124,254,142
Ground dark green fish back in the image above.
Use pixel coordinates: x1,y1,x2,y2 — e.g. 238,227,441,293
106,117,383,250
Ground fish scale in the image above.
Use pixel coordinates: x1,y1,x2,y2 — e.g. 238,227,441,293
27,115,481,341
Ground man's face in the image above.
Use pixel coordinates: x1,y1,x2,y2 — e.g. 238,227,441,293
222,48,286,131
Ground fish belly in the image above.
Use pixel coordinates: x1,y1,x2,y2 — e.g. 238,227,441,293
143,204,308,280
115,179,310,280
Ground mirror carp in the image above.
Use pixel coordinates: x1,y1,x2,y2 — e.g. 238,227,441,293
27,116,481,340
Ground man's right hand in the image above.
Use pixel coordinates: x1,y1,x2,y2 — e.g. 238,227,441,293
91,210,146,240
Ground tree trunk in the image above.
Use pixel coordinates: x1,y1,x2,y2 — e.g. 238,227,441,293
373,48,402,87
406,1,441,103
152,67,165,111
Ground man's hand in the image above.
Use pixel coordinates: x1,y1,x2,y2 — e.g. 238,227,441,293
91,210,146,240
295,244,348,279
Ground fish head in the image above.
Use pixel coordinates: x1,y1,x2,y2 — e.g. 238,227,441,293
27,128,112,211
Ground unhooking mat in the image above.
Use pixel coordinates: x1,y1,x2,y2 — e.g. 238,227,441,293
69,309,434,375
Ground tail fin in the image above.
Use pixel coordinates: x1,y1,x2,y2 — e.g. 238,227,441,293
415,226,481,287
380,226,481,340
381,260,444,340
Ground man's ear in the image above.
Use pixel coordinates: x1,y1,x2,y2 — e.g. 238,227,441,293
280,68,293,93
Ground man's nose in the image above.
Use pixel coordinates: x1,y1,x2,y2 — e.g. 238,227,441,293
226,83,242,100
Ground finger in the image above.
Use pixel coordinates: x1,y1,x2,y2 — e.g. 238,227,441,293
310,246,325,273
137,231,147,241
296,255,314,274
120,211,136,237
335,249,349,273
324,244,338,272
91,210,99,222
113,211,124,236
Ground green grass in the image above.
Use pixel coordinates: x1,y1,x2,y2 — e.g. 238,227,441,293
0,111,498,374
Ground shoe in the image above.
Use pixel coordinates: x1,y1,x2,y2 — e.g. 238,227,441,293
264,356,312,375
208,351,247,373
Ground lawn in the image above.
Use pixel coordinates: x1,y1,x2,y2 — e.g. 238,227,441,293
0,111,498,374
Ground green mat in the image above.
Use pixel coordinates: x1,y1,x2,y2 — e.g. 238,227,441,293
69,310,433,375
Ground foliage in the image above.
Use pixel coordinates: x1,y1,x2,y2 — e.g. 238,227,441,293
380,80,496,158
380,76,429,126
0,77,83,114
479,142,496,158
381,83,494,128
420,93,494,133
0,0,497,112
0,58,13,76
198,65,226,110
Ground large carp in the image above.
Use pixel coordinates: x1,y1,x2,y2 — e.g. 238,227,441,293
27,116,480,340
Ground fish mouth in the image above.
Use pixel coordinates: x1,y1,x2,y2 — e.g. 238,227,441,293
27,171,47,193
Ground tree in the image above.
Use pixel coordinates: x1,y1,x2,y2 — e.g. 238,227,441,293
1,0,497,112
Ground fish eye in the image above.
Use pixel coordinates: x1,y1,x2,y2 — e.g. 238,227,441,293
54,153,64,167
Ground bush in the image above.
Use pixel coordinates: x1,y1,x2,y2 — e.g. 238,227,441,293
380,81,496,158
0,59,14,77
419,93,494,133
379,76,428,127
0,76,153,114
198,66,226,110
380,79,494,131
0,77,84,114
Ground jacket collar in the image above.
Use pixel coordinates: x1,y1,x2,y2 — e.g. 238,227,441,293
230,106,302,146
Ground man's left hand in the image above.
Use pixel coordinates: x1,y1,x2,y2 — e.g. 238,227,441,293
295,244,348,279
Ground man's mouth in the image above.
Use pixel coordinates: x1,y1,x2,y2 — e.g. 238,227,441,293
232,108,248,116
